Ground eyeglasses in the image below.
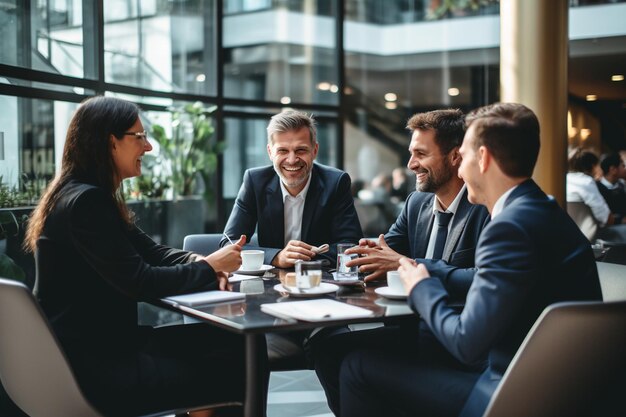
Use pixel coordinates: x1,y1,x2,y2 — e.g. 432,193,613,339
123,131,149,142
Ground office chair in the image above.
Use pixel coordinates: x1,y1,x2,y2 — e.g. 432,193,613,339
483,300,626,417
0,277,241,417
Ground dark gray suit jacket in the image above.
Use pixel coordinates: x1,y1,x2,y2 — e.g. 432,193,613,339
221,163,363,264
385,188,490,298
408,180,602,417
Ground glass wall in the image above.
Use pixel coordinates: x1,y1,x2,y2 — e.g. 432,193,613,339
0,0,625,233
104,0,217,95
223,0,339,105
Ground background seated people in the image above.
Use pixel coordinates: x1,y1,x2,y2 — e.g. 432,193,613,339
334,103,602,417
566,148,613,240
390,166,412,202
597,153,626,224
23,96,256,417
221,110,362,268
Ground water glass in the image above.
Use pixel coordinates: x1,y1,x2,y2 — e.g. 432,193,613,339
336,243,358,280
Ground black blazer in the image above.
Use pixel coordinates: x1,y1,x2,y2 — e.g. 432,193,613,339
221,163,363,264
408,180,602,417
36,179,217,352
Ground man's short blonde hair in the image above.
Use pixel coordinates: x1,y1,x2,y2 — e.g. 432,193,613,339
267,110,317,145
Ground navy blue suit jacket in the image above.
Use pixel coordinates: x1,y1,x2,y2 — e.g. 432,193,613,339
386,188,490,298
221,163,363,265
408,180,602,417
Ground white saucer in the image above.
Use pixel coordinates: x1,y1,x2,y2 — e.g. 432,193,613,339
273,283,339,298
375,286,408,300
235,264,274,276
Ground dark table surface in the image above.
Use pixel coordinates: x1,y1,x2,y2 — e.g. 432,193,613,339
160,268,416,334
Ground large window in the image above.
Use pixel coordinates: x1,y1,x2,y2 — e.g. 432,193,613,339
223,0,340,105
104,1,218,95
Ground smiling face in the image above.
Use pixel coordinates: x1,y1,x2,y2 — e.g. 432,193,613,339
458,125,484,205
267,127,319,196
111,118,152,183
407,128,455,194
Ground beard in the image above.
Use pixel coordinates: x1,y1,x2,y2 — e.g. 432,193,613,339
415,159,453,193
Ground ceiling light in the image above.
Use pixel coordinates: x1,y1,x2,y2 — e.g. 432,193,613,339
448,87,460,97
586,94,597,101
317,82,331,91
195,74,206,82
611,74,624,81
344,87,354,95
384,93,397,102
280,96,291,104
385,102,397,110
330,85,339,93
580,129,591,140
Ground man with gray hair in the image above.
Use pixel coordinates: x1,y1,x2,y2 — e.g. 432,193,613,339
221,110,362,267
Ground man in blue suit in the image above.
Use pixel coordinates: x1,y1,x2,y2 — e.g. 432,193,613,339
338,103,602,417
221,110,362,267
345,109,489,287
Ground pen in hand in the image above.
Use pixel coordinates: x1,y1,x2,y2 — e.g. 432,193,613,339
223,233,235,245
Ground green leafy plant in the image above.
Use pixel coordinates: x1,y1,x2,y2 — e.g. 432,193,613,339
0,211,26,283
128,102,225,202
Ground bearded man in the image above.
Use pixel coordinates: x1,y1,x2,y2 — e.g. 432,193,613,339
345,109,489,285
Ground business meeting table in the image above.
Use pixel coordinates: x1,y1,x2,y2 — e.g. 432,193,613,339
156,268,416,417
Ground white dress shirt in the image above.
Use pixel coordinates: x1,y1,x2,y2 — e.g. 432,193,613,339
491,185,518,220
280,174,312,245
566,172,610,226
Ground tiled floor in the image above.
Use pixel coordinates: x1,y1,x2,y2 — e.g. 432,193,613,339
268,370,334,417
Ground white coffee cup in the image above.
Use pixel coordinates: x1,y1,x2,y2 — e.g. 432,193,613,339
387,271,407,294
241,250,264,270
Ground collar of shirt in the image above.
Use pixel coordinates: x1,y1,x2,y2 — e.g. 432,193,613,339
431,184,467,216
279,172,313,203
491,184,519,219
600,176,619,190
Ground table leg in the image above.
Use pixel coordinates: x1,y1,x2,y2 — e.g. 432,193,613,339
244,333,267,417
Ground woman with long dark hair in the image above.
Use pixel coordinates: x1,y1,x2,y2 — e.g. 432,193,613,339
24,96,251,416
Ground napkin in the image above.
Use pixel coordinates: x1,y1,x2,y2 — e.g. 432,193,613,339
163,290,245,307
229,273,260,283
260,299,374,322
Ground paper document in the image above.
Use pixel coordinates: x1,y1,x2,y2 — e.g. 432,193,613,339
260,299,374,322
163,290,245,307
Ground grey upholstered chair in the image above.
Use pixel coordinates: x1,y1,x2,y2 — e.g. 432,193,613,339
483,300,626,417
0,277,241,417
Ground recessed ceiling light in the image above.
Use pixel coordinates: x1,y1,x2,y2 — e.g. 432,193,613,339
586,94,597,101
580,129,592,140
195,74,206,82
448,87,460,97
611,74,624,81
384,93,397,102
280,96,291,104
330,85,339,93
317,82,331,91
385,102,397,110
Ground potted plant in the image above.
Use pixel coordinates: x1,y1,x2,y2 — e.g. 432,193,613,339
126,102,225,247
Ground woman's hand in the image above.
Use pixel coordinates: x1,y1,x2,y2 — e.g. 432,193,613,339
204,235,246,273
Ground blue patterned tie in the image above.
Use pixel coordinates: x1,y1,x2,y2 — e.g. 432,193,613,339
432,211,454,260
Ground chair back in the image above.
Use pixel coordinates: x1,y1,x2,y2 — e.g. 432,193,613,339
0,277,101,417
183,233,259,255
566,201,598,241
483,300,626,417
596,261,626,301
183,233,224,255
